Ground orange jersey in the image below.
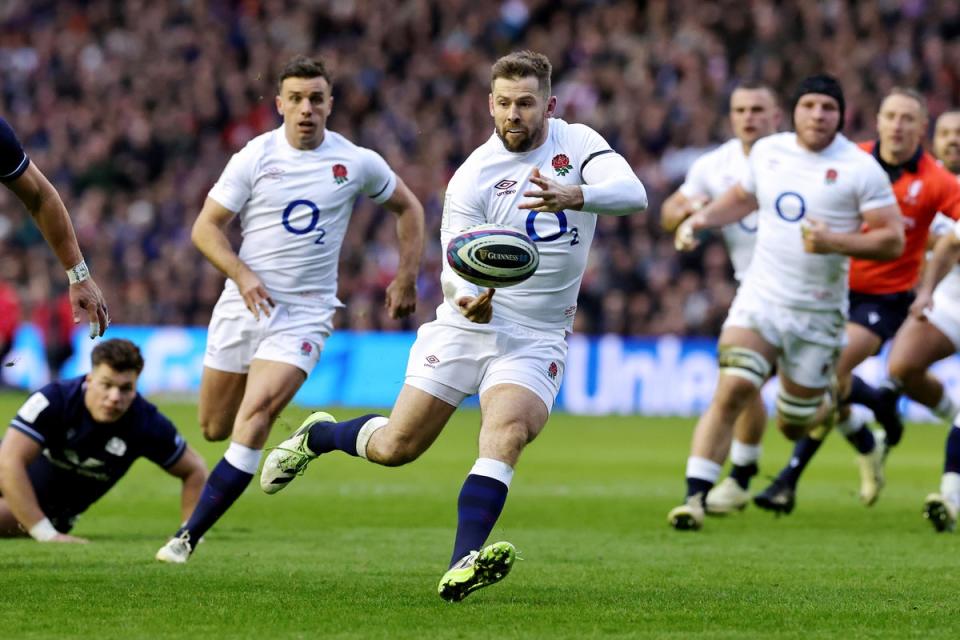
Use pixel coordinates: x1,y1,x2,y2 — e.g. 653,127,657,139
849,141,960,294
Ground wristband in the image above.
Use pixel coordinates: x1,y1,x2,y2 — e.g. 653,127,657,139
67,260,90,284
29,517,58,541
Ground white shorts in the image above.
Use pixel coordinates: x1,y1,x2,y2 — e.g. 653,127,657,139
203,290,334,375
723,285,845,389
404,315,567,413
927,278,960,351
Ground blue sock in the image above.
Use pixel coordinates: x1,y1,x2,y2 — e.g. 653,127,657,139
449,474,508,567
945,426,960,474
177,458,252,548
306,414,382,457
686,477,713,502
730,463,758,490
847,375,880,408
776,436,823,488
845,427,876,455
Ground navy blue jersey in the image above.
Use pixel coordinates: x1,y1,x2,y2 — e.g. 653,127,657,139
0,116,30,182
8,376,186,519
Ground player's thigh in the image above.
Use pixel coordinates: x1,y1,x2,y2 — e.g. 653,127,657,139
0,498,26,537
837,322,883,379
478,383,550,465
717,326,778,364
198,367,247,439
231,359,307,448
888,317,956,377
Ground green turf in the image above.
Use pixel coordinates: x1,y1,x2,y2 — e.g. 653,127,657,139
2,391,959,639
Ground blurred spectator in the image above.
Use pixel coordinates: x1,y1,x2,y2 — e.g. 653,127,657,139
0,280,19,385
1,0,958,339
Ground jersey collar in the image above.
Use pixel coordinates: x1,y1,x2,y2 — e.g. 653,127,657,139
871,139,922,182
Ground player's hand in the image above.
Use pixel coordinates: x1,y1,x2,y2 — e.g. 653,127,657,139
662,195,708,232
69,278,109,339
46,533,89,544
235,267,275,320
385,276,417,319
674,215,701,252
456,288,495,324
909,290,934,320
801,218,834,254
518,168,584,212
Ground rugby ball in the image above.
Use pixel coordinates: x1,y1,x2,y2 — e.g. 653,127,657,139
446,223,539,288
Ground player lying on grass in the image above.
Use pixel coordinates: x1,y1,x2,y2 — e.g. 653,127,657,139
0,339,206,542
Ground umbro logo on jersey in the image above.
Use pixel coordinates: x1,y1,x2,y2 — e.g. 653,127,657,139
262,167,285,180
494,180,518,196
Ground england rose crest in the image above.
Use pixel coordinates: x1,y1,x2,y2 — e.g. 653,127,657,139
333,163,348,184
551,154,572,176
547,361,558,380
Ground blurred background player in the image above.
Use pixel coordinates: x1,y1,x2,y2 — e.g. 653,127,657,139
669,75,904,531
754,91,960,514
0,339,206,542
660,83,781,514
155,56,425,563
1,116,109,340
259,50,648,601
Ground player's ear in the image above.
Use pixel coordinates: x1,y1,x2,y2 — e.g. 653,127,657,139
275,95,283,116
488,93,495,118
545,95,557,118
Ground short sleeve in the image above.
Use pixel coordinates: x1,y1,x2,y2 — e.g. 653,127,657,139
678,154,712,199
0,117,30,182
208,141,258,213
857,157,897,212
935,173,960,221
357,148,397,204
139,407,187,469
10,385,62,445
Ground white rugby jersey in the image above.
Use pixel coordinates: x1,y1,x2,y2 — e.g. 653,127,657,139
440,118,624,331
930,171,960,298
741,132,896,312
679,138,758,279
208,126,397,308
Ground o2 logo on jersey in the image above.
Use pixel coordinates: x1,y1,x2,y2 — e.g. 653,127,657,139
525,211,579,245
774,191,806,222
282,199,326,245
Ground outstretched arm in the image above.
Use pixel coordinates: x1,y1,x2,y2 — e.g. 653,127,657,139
911,224,960,318
675,184,758,251
163,446,208,523
6,162,108,338
380,177,425,319
0,429,87,542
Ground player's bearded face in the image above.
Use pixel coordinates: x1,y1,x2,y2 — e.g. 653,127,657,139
877,94,925,161
84,364,138,423
277,76,333,150
490,77,555,152
794,94,841,151
934,114,960,174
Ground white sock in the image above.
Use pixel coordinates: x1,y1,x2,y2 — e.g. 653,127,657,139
469,457,515,488
941,472,960,509
356,416,389,460
686,456,722,482
835,410,867,437
934,394,959,422
224,441,263,474
729,440,761,466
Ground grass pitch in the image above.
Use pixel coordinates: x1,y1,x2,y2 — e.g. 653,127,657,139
2,392,960,638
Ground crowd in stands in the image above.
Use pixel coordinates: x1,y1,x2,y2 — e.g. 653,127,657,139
1,0,959,351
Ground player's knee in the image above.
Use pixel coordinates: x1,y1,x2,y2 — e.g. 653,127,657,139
199,418,233,442
717,346,771,408
775,389,823,441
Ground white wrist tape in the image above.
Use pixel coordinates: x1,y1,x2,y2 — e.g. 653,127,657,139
67,260,90,284
29,517,58,541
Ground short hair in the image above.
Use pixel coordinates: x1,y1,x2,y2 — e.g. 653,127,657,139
491,50,552,97
91,339,144,374
884,87,928,119
730,81,779,106
277,55,332,93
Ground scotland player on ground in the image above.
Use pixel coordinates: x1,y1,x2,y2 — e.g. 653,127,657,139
660,83,781,513
669,75,904,531
0,116,109,338
260,50,647,601
0,339,206,542
155,55,425,563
